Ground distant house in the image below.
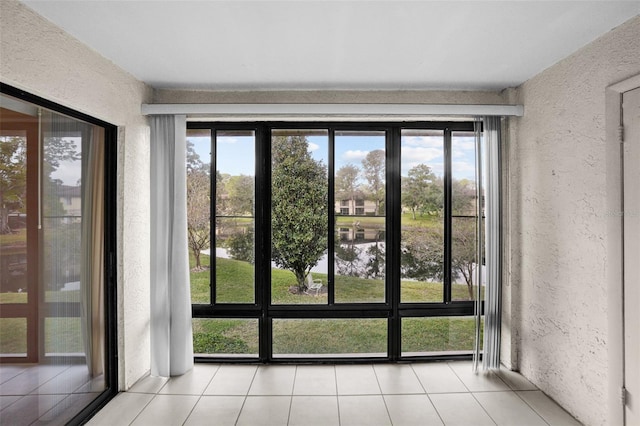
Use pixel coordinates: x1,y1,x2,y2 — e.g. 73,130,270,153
335,197,377,216
56,185,82,219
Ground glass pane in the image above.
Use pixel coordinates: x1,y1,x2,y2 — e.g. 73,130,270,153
0,94,108,421
192,318,258,357
271,130,328,305
451,132,482,301
0,318,27,356
39,108,107,393
41,113,83,303
187,129,212,304
334,131,386,303
272,318,387,358
45,317,82,355
0,132,28,303
452,217,483,301
216,130,255,304
400,130,444,303
401,316,482,356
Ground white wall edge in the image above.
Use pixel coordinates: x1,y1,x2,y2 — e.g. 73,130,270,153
141,103,524,117
605,73,640,426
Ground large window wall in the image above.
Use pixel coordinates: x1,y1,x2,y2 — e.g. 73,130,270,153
187,122,482,361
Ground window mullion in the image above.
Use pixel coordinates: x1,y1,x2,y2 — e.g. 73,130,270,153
328,129,336,305
259,125,272,361
444,129,453,304
211,128,217,306
388,126,401,360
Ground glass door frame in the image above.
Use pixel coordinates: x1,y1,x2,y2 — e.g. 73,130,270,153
189,121,481,363
0,83,119,424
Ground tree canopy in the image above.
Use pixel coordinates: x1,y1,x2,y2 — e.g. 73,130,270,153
0,136,26,234
402,164,441,219
271,135,328,291
362,150,385,215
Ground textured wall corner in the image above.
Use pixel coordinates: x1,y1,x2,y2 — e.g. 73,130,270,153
509,15,640,425
1,0,153,391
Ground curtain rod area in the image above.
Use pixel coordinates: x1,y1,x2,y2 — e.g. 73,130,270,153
141,103,524,117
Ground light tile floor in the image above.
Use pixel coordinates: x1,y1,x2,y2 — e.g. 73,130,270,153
88,362,582,426
0,364,105,426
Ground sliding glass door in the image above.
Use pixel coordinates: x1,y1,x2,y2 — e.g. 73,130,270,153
0,84,117,424
188,122,483,362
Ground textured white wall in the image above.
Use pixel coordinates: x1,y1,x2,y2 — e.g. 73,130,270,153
0,0,153,390
508,15,640,425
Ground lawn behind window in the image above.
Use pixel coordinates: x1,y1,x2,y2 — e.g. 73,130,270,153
192,254,482,356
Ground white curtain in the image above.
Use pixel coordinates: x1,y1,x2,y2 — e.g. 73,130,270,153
150,114,194,377
482,116,502,370
472,118,484,372
80,125,105,378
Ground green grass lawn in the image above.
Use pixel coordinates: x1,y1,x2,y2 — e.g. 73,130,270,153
0,248,480,357
0,317,83,355
191,253,482,356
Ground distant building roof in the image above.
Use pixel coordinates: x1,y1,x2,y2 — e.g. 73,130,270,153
56,185,81,197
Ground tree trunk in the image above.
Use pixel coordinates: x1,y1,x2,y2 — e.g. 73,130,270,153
465,264,474,300
296,270,307,292
0,206,11,234
194,250,201,270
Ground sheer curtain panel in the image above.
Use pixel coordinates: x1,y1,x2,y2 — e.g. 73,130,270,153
481,116,502,371
80,125,105,377
150,115,194,377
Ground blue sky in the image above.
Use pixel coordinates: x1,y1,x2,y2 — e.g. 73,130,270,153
187,132,477,181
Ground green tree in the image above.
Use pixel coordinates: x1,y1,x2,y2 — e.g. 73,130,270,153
227,227,254,264
364,238,385,279
186,141,211,271
402,164,441,219
401,221,478,300
271,135,328,292
451,219,478,300
335,164,360,205
0,136,26,234
362,150,385,215
401,227,444,281
226,175,254,215
452,178,476,215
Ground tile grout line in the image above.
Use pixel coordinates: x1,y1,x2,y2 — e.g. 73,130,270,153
511,390,553,426
234,364,259,426
333,365,341,426
371,364,393,425
446,361,473,393
410,364,447,426
447,362,498,426
26,365,83,424
127,391,159,425
285,365,297,425
181,364,221,426
467,366,549,425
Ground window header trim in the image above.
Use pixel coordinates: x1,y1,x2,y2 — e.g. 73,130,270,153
142,103,523,118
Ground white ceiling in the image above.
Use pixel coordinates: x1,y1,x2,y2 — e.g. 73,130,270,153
21,1,640,91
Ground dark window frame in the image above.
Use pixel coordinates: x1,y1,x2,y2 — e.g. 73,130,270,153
0,82,119,425
189,121,481,363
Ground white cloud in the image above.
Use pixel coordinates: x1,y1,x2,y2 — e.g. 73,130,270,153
452,161,476,179
217,136,238,144
342,149,369,162
452,139,475,158
50,159,82,186
402,146,443,164
307,142,319,152
402,136,443,148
